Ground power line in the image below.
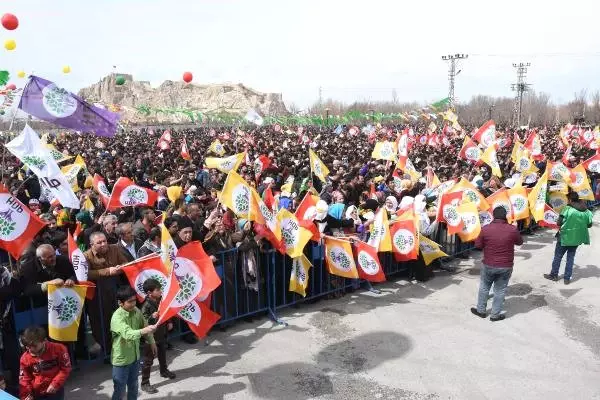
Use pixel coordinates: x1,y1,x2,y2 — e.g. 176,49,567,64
441,53,468,108
511,62,531,127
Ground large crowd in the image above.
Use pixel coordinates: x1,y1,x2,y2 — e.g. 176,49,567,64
0,122,598,398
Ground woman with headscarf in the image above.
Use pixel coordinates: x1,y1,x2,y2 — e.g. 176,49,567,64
384,196,398,218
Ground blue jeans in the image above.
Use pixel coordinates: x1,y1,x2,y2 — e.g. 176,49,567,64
476,264,512,317
550,240,578,280
112,359,140,400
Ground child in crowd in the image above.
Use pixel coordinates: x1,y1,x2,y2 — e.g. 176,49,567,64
110,286,156,400
19,326,71,400
140,278,176,394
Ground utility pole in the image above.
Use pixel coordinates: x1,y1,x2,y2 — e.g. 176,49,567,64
318,86,323,108
511,62,531,127
441,53,468,109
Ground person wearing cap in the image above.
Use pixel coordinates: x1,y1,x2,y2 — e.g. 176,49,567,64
471,206,523,321
544,192,593,284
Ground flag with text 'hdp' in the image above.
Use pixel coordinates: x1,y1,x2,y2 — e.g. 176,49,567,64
48,284,88,342
5,125,80,209
0,185,47,259
289,254,312,297
19,75,120,137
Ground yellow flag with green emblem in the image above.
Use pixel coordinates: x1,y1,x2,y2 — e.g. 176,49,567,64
309,149,329,182
289,255,312,297
48,284,87,342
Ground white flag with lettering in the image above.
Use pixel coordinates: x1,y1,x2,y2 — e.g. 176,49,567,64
5,125,79,208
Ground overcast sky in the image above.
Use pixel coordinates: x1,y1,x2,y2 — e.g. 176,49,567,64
3,0,600,109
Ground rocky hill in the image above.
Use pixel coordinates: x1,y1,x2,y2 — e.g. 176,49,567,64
77,74,288,124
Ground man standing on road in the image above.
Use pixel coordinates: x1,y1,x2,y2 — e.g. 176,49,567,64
471,207,523,321
544,192,593,284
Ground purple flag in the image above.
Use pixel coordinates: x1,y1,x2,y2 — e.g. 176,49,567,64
18,75,120,137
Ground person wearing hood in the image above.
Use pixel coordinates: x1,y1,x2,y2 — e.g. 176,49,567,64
313,199,356,236
384,196,398,216
544,192,593,284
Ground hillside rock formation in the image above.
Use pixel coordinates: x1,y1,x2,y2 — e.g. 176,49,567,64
77,74,288,123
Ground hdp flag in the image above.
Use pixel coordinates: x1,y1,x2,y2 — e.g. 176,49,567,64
457,202,482,242
458,136,482,164
106,177,158,210
205,152,245,174
508,184,530,221
5,125,80,209
219,170,255,219
92,174,111,206
538,205,559,229
472,120,497,148
19,75,120,137
390,219,419,262
367,208,392,252
208,139,226,156
450,178,490,211
371,141,398,161
278,209,313,259
0,184,47,259
528,170,549,222
48,284,88,342
324,236,359,279
289,254,312,297
419,234,448,266
486,188,514,222
178,299,221,339
354,240,386,282
309,149,330,183
582,152,600,173
480,144,502,177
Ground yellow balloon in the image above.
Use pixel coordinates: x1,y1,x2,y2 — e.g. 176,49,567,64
62,66,71,74
4,39,16,51
17,70,25,78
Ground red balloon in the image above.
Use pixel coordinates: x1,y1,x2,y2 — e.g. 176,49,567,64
6,83,16,90
1,13,19,31
182,72,193,83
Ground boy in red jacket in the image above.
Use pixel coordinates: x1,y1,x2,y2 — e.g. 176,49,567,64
19,326,71,400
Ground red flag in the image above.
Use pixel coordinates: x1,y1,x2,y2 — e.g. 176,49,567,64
538,204,559,229
176,241,221,301
353,240,386,282
295,192,319,221
472,120,496,147
524,131,543,160
73,221,82,242
68,229,96,300
254,155,271,181
263,184,275,210
254,223,287,254
179,299,221,339
561,144,572,167
389,219,419,262
180,137,191,161
582,152,600,173
157,130,172,150
106,177,158,211
458,136,481,164
0,185,47,259
436,191,464,234
92,174,111,206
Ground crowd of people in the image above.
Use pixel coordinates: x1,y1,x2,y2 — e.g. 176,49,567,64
0,121,598,398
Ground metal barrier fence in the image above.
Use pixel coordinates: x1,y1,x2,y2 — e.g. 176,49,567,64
6,184,600,364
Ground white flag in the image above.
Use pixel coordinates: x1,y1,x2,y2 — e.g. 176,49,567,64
245,109,264,126
5,125,79,209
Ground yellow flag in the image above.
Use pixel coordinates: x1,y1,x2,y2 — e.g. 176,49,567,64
82,196,95,211
205,152,245,174
161,221,177,273
481,145,502,177
208,139,226,156
220,170,255,219
60,163,83,192
456,202,481,242
450,177,490,211
48,284,87,342
74,154,87,167
548,191,568,213
289,255,312,297
371,141,398,161
419,234,448,265
508,185,529,220
277,208,312,258
547,161,572,184
367,208,392,252
514,147,538,174
510,140,524,164
309,149,330,182
324,236,359,279
252,189,281,240
527,170,548,222
569,164,594,200
45,143,73,163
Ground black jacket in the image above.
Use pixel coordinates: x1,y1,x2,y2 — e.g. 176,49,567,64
117,239,144,263
17,255,77,298
141,297,168,342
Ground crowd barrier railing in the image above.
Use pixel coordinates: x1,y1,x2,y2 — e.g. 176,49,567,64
5,186,600,363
